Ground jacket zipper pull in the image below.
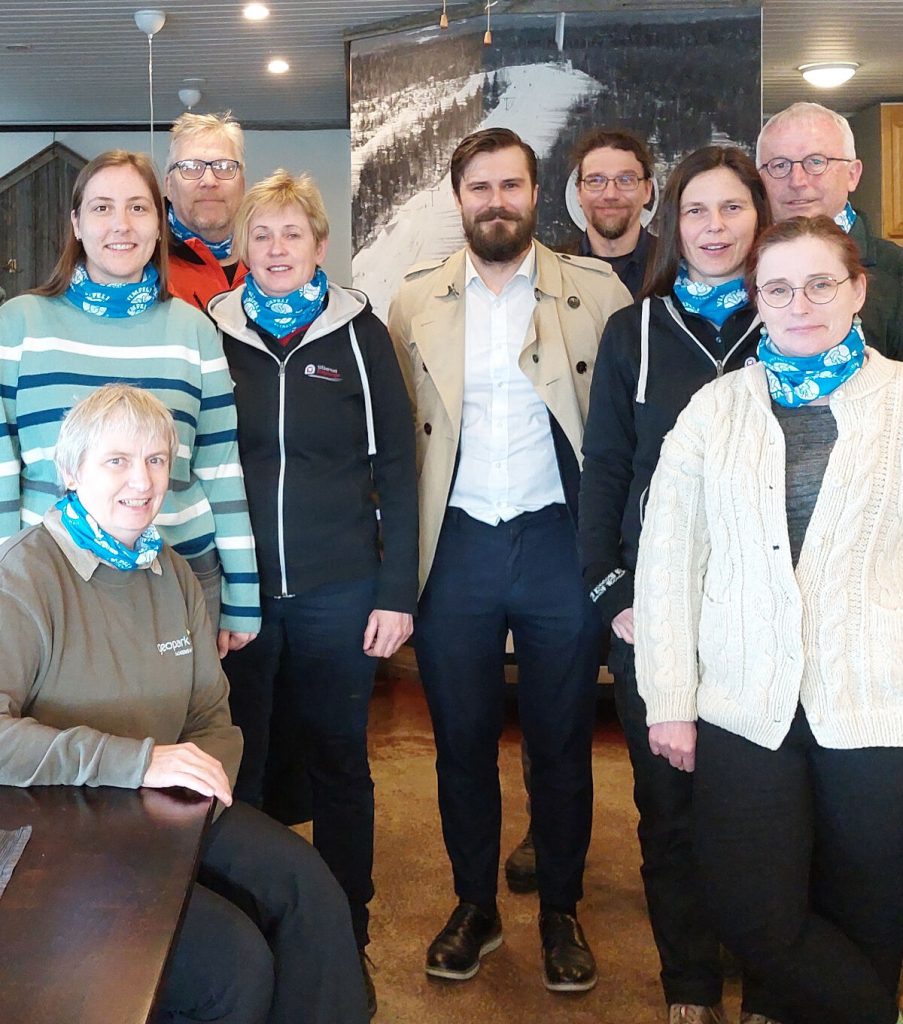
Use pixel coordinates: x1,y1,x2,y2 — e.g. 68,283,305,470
716,359,724,377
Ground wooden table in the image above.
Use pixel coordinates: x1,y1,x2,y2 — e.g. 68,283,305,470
0,785,213,1024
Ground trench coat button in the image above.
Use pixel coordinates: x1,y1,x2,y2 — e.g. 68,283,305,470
532,353,539,363
568,295,581,308
576,360,588,374
534,288,541,301
424,423,432,435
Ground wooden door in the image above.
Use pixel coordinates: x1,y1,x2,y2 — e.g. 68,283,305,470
0,143,86,300
881,105,903,243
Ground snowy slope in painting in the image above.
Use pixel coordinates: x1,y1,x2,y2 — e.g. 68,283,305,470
353,61,601,322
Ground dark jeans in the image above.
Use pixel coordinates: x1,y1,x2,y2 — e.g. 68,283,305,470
156,801,368,1024
224,577,378,949
694,709,903,1024
415,505,600,912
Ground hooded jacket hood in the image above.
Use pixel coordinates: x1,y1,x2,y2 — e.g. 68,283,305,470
207,279,369,350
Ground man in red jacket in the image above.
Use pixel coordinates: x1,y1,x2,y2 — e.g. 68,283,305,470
164,111,249,311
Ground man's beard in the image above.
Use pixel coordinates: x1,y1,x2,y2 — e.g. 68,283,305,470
588,205,634,241
464,206,536,263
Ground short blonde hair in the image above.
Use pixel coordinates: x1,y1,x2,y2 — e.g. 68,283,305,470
55,384,180,486
233,170,330,265
756,102,856,165
167,111,244,170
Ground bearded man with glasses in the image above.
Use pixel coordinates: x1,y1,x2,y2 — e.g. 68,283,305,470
164,111,249,311
569,128,657,300
757,101,903,360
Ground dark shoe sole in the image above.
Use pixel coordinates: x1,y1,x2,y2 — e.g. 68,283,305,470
505,871,538,894
425,933,504,981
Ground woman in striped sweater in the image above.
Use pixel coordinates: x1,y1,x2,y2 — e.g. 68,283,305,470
0,149,260,652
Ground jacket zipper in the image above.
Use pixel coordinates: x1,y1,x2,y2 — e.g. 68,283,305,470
661,296,760,375
276,360,292,597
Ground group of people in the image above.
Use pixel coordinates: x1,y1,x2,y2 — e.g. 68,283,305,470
0,98,900,1024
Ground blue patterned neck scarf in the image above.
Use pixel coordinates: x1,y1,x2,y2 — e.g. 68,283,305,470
758,320,865,408
66,263,159,318
242,268,328,339
673,265,748,327
834,202,858,234
167,204,233,261
55,491,162,570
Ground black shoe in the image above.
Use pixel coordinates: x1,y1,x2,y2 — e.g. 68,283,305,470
359,950,377,1019
504,829,537,893
539,910,597,992
425,902,503,980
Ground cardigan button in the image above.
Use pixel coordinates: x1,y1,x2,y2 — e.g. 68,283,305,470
532,353,539,363
576,360,588,374
424,423,432,435
567,295,581,309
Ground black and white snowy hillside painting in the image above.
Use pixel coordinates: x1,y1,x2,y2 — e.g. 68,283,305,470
350,8,762,320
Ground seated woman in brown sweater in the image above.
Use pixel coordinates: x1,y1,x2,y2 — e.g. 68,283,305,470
0,383,368,1024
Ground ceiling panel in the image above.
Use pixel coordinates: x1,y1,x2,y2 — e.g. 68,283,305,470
0,1,901,128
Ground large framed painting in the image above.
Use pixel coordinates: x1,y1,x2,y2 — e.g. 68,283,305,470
350,7,762,319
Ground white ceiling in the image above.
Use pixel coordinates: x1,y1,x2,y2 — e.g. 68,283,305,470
0,0,901,129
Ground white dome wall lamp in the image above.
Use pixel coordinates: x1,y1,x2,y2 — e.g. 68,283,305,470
798,62,860,88
134,9,166,165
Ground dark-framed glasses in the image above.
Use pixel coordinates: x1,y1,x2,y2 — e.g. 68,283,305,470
757,275,851,308
759,154,853,179
578,172,646,192
168,158,242,180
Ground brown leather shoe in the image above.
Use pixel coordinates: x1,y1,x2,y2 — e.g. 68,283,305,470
504,829,537,893
539,910,597,992
668,1005,728,1024
425,902,503,980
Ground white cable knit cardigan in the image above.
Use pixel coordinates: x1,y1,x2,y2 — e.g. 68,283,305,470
635,348,903,750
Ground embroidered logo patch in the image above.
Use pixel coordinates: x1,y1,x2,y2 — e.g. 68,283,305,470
157,631,193,656
304,363,342,381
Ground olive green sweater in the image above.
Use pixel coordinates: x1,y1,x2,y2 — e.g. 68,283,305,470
0,510,242,791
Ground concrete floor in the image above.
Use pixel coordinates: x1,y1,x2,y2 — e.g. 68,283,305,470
353,673,743,1024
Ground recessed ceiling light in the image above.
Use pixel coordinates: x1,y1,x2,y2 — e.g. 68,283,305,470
268,58,289,74
798,62,860,88
244,3,270,20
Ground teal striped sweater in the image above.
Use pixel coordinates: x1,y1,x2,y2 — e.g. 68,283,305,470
0,293,260,633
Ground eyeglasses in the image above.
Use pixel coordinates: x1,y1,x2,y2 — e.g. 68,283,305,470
168,158,242,181
759,154,853,179
577,172,647,192
757,275,851,308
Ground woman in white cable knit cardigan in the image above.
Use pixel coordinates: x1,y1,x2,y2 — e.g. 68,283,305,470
634,215,903,1024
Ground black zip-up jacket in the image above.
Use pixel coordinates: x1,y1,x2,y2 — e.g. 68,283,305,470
579,292,760,629
208,283,418,613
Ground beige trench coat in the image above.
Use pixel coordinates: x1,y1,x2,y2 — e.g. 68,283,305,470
387,241,632,594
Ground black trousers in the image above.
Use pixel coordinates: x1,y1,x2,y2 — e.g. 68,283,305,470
224,577,378,949
694,709,903,1024
155,801,368,1024
415,505,601,912
609,638,725,1007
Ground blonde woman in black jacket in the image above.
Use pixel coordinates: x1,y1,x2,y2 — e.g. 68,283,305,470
207,170,418,1019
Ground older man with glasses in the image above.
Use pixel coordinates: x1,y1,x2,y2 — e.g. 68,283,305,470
757,101,903,360
164,111,249,311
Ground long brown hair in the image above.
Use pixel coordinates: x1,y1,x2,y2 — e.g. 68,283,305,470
641,145,770,299
32,149,169,300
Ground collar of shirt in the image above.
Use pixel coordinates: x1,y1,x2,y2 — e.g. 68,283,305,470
43,507,163,582
464,243,537,295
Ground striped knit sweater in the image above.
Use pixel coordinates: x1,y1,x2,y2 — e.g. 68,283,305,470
634,348,903,751
0,293,260,633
